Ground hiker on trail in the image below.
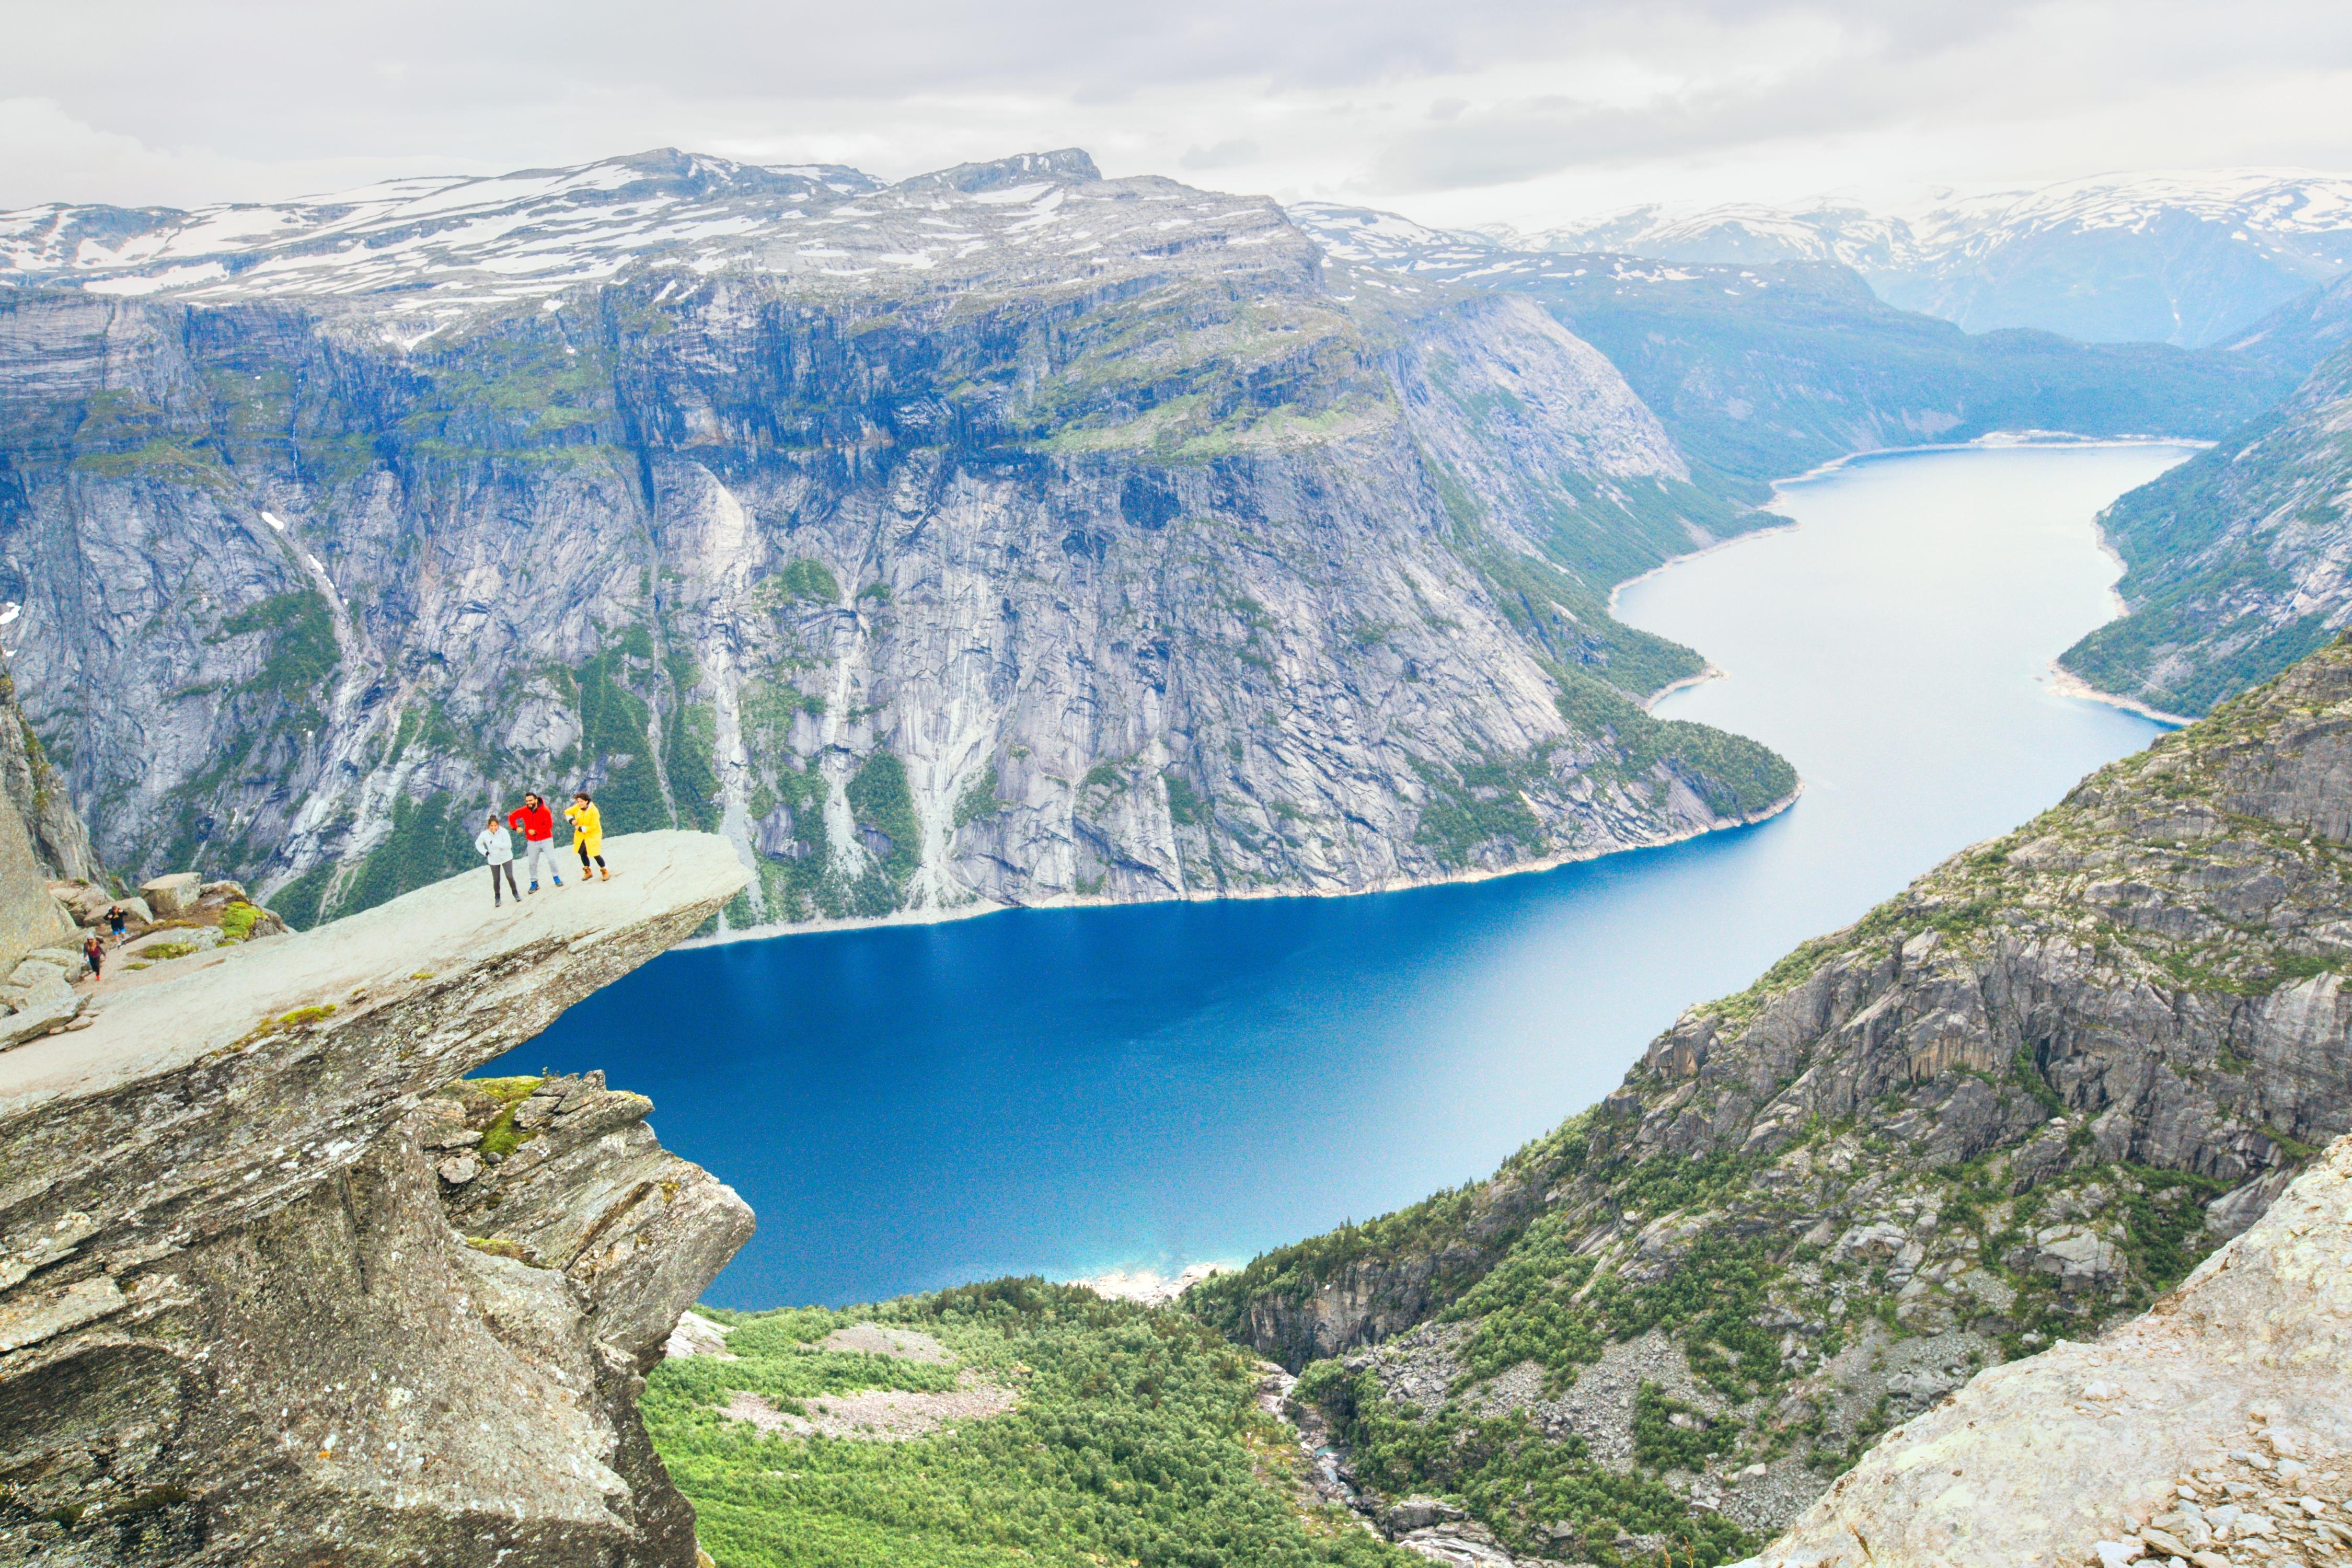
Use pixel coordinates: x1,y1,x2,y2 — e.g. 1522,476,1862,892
507,793,563,892
84,933,103,982
476,812,522,907
564,791,608,882
107,904,126,946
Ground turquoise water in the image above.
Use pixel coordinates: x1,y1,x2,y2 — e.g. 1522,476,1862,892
487,442,2196,1308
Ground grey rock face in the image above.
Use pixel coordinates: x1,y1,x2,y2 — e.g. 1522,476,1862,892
429,1072,754,1372
0,830,750,1566
1749,1135,2352,1568
0,149,1790,934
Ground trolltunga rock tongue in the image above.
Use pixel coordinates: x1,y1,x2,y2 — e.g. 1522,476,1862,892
1747,1134,2352,1568
0,831,751,1567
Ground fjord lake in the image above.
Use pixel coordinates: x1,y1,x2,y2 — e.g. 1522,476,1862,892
487,440,2197,1308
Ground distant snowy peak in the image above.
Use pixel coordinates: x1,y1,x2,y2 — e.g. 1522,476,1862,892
0,147,1297,331
1517,169,2352,345
1284,202,1790,299
1531,170,2352,266
1915,168,2352,246
1283,201,1501,272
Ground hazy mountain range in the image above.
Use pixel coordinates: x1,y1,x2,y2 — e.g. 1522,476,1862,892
1308,170,2352,350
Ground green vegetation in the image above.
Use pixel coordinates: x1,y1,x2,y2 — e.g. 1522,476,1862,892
264,862,335,931
661,654,723,832
1295,1359,1748,1567
644,1282,1404,1568
953,764,1004,831
468,1076,545,1160
1163,771,1207,828
398,329,617,456
846,751,921,886
754,765,836,921
1411,751,1550,868
565,628,666,833
213,591,340,720
1461,545,1704,702
776,558,841,605
1551,665,1797,820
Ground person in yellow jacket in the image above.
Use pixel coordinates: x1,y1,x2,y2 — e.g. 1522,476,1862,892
564,791,609,881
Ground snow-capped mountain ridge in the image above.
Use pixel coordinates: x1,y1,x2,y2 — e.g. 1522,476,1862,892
1510,169,2352,346
0,145,1309,355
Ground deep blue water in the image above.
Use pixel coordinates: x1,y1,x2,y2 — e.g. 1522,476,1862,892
486,442,2196,1309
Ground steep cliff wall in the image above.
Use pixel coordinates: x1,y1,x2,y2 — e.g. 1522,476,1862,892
1192,636,2352,1565
0,831,751,1565
0,151,1790,933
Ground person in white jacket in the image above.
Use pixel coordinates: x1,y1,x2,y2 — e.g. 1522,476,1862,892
476,813,521,907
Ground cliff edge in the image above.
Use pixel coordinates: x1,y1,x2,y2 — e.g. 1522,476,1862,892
1750,1134,2352,1568
0,831,751,1566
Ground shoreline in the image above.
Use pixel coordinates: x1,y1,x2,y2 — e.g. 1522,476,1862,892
1768,430,2214,489
682,783,1806,951
1640,661,1727,712
2088,511,2131,617
2045,661,2196,727
1607,523,1800,617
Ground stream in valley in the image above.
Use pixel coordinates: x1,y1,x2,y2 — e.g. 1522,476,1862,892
486,440,2198,1308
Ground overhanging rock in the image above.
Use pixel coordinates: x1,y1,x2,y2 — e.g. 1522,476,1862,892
0,831,752,1566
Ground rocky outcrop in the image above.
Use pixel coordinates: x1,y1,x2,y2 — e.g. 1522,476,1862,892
0,149,1799,935
0,829,750,1565
1748,1135,2352,1568
426,1071,753,1371
1200,636,2352,1563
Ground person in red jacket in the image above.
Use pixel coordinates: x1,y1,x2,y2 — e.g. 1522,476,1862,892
507,792,564,893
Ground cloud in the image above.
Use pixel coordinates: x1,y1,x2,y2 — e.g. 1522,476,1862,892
0,0,2347,226
1180,138,1260,172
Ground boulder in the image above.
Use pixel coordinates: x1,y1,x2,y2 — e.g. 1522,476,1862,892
27,944,89,983
138,871,201,918
50,883,111,924
2026,1224,2125,1292
1386,1495,1469,1534
4,959,72,1013
0,990,83,1046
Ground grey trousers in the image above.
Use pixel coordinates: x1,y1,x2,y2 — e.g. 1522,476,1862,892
522,838,559,885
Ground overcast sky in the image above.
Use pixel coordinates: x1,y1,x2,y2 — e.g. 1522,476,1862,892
6,0,2351,226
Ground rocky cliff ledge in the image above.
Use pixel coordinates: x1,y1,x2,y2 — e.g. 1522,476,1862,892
1748,1134,2352,1568
0,831,751,1566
